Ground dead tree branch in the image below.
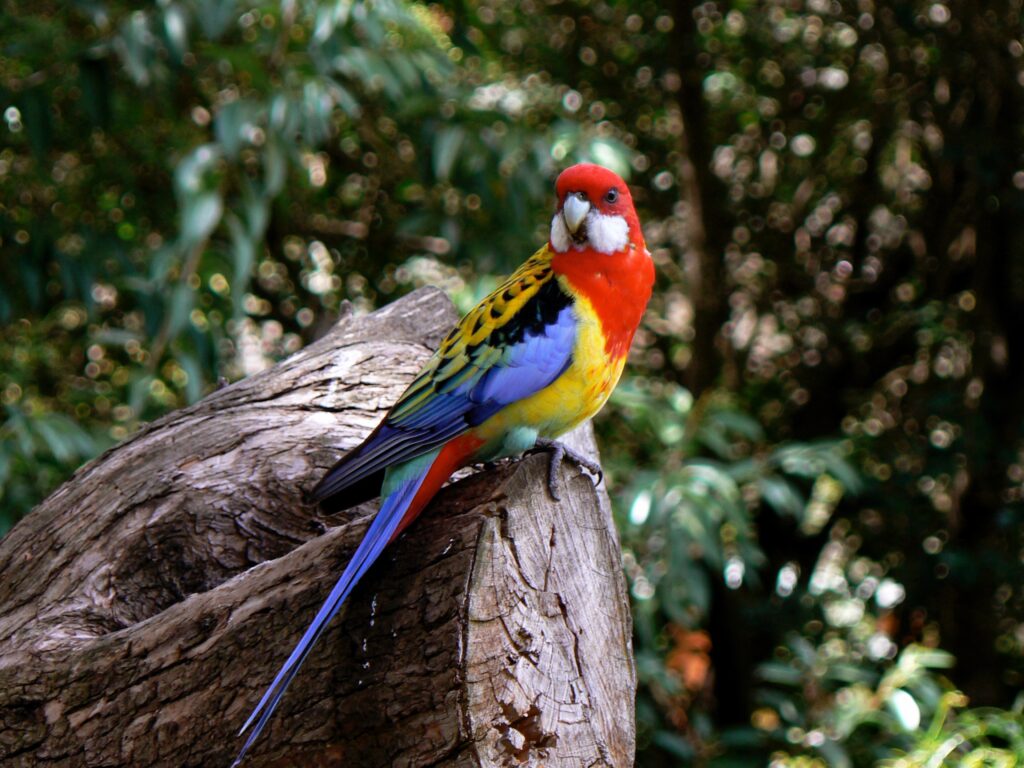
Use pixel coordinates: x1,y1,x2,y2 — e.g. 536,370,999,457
0,287,636,767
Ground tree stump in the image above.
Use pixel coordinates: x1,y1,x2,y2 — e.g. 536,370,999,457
0,287,636,767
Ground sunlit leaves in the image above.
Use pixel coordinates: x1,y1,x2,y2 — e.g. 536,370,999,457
0,408,101,535
175,145,223,249
432,125,464,181
0,0,467,527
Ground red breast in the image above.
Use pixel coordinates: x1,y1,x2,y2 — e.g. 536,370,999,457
548,163,654,359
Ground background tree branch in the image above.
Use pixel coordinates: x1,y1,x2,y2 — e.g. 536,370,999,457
0,288,636,767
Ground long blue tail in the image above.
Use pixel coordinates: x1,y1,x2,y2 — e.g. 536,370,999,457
231,466,431,766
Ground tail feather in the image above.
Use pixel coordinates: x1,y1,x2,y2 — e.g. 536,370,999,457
232,458,435,767
232,433,483,765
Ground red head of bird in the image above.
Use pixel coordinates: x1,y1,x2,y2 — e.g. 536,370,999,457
546,163,654,360
549,163,643,255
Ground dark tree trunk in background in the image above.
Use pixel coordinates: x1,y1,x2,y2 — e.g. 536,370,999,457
672,0,749,728
669,0,1024,713
925,1,1024,705
0,288,636,767
674,0,734,397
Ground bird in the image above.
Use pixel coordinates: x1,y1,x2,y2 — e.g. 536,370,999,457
233,162,654,765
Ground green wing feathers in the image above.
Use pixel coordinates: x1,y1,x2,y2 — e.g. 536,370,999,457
388,246,558,423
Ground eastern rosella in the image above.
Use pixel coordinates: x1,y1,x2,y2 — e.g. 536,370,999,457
234,163,654,764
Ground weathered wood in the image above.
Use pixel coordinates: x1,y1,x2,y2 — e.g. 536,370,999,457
0,287,636,767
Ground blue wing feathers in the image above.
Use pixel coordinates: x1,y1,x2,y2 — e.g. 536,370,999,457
471,306,575,405
312,424,460,501
312,297,577,505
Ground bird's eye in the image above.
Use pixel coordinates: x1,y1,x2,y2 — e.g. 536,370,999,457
604,188,619,204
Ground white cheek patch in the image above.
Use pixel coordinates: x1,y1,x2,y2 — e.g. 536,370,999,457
550,212,572,253
585,212,629,254
549,210,630,254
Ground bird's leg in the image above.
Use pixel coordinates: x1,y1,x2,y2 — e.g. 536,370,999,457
528,438,604,501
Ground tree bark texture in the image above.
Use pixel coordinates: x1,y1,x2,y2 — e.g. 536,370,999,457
0,288,636,768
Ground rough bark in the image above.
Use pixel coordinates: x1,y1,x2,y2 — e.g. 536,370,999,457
0,287,636,768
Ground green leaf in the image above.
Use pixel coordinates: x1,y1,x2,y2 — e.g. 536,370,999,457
194,1,235,39
128,373,154,415
262,138,287,197
887,688,922,731
758,475,805,518
652,730,696,759
180,192,223,247
117,11,155,86
162,4,189,62
177,351,204,404
758,661,803,686
711,408,765,442
175,144,221,198
226,213,255,318
166,283,194,338
586,138,632,178
214,100,255,160
433,126,464,181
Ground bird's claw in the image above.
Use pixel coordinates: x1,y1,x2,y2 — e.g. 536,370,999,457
529,438,604,501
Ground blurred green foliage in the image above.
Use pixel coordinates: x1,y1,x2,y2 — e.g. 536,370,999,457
2,0,1024,764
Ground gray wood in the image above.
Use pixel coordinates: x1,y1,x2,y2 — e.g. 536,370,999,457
0,287,636,767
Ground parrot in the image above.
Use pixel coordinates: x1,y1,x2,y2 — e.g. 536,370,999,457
233,162,654,765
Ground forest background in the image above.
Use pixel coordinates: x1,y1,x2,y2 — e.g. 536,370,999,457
2,0,1024,764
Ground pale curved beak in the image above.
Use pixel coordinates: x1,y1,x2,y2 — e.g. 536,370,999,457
562,193,590,235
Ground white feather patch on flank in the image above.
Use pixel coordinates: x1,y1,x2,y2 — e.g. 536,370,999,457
585,212,629,254
550,212,572,252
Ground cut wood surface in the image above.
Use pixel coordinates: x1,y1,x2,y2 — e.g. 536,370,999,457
0,287,636,767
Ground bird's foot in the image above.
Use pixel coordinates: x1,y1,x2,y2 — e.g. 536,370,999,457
528,438,604,501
